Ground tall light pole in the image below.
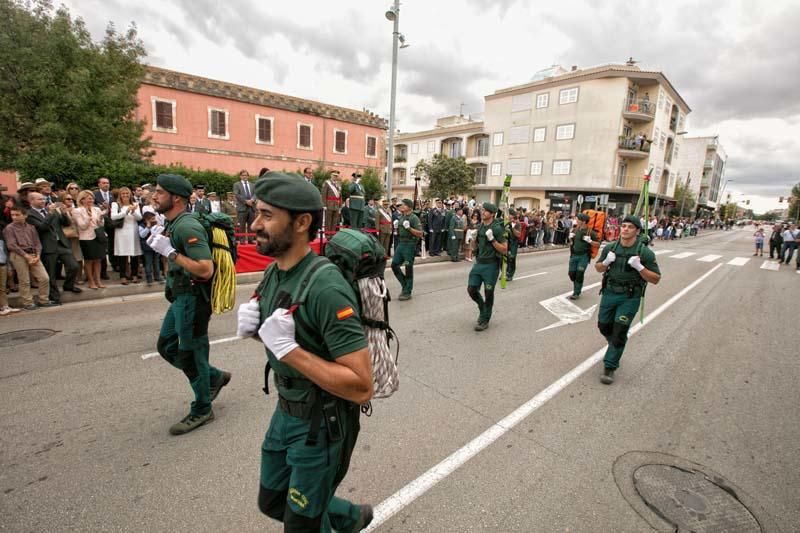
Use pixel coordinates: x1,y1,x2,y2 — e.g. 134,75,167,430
385,1,401,201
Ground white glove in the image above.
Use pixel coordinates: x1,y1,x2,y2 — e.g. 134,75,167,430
451,235,456,240
148,233,177,258
602,251,616,266
149,224,165,237
569,232,575,240
236,298,261,338
628,255,644,272
393,219,399,229
485,228,494,241
582,235,592,243
258,308,299,360
402,220,410,229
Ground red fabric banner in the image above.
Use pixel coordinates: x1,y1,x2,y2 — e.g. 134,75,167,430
234,238,325,273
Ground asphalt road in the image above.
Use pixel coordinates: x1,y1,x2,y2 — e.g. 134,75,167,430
1,227,798,532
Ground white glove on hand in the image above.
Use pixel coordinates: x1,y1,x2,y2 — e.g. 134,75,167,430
236,298,261,338
485,228,494,241
393,219,399,229
569,232,575,240
148,233,177,258
258,308,299,360
402,220,411,229
602,251,616,266
628,255,644,272
582,235,593,243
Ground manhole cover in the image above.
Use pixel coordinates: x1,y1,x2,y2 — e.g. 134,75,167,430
0,329,57,348
633,464,761,532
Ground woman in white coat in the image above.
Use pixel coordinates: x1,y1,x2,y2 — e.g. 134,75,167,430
111,187,143,284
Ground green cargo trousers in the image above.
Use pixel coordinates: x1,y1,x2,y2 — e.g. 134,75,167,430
597,290,641,370
157,293,221,416
568,254,590,295
392,242,416,296
468,261,499,323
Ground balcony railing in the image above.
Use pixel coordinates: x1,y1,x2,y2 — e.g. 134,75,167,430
618,137,651,152
614,174,645,190
394,155,407,163
623,98,656,120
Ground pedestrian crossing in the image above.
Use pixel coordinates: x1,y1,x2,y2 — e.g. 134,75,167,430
697,254,722,262
760,260,780,271
670,252,696,259
650,251,795,272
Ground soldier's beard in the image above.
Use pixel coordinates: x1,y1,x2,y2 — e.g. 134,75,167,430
255,225,293,257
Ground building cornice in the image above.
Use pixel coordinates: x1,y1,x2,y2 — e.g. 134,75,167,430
143,66,387,130
395,122,486,142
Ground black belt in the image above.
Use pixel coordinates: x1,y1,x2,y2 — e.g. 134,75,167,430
278,396,314,420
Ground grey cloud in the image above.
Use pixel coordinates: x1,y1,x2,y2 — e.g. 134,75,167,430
464,0,520,16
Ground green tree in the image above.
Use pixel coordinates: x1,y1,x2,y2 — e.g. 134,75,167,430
789,182,800,221
672,179,696,216
360,167,384,200
0,0,149,180
415,154,475,201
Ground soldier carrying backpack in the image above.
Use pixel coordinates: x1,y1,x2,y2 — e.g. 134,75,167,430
235,173,376,532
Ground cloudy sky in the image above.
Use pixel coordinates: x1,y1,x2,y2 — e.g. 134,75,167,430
61,0,800,213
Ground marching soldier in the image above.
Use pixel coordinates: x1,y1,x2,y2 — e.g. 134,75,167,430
392,199,423,300
348,173,365,229
467,203,507,331
321,170,342,234
376,199,393,256
236,173,374,531
505,211,521,280
567,213,597,299
594,215,661,384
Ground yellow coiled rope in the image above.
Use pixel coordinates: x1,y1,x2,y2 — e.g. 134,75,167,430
210,226,236,314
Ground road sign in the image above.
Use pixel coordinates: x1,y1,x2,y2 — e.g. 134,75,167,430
599,194,609,205
577,194,584,204
585,195,597,202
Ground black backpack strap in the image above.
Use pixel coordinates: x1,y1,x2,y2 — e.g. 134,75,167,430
262,361,271,395
260,264,278,397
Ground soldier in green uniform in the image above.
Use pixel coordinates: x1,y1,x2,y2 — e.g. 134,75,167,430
446,205,464,261
468,203,508,331
364,197,377,233
150,174,231,435
193,184,212,215
348,173,365,230
567,213,598,299
594,215,661,384
236,173,374,532
505,211,521,280
392,199,423,300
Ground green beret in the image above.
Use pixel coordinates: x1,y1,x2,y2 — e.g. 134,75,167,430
157,174,193,198
482,202,497,213
577,213,590,222
622,215,642,229
254,172,323,211
401,198,414,208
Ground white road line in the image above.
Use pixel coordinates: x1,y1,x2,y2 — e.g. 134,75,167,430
366,263,724,531
513,271,549,281
653,249,673,255
669,252,696,259
727,257,750,266
141,336,241,360
760,260,780,271
697,254,722,262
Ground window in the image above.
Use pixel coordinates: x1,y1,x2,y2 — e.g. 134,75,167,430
530,160,543,175
533,127,546,142
490,163,502,176
555,124,575,140
333,129,347,154
492,132,504,146
297,123,312,149
152,98,176,133
255,115,273,144
507,158,525,175
559,87,579,105
552,160,571,175
411,143,419,154
208,108,229,139
448,140,462,158
365,135,377,157
475,137,489,156
509,125,529,144
427,140,436,152
511,94,531,112
536,93,549,109
660,132,666,149
474,166,487,185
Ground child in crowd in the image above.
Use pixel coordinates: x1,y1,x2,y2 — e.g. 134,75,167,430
2,205,52,310
138,210,164,286
753,226,765,257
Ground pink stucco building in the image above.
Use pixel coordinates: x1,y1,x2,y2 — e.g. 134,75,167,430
136,66,387,176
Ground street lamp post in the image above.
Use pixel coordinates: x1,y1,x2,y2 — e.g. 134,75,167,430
385,1,401,201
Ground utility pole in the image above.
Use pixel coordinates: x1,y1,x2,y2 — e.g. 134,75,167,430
385,0,401,201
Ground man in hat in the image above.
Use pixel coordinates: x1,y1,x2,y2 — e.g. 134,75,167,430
207,192,220,213
321,170,342,234
34,178,58,206
392,198,423,300
16,182,36,210
234,172,374,531
348,173,365,230
221,192,237,218
192,184,212,215
446,205,465,262
364,197,377,233
150,174,231,435
594,215,660,384
376,199,394,256
468,202,507,331
567,213,598,299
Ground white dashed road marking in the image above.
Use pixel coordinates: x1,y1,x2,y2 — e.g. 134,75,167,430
670,252,696,259
697,254,722,262
727,257,750,266
760,260,780,271
653,249,673,255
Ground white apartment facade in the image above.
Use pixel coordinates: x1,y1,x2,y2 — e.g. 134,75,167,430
482,64,691,214
672,136,727,214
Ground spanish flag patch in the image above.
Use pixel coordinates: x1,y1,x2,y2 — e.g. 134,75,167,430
187,237,198,244
336,306,354,320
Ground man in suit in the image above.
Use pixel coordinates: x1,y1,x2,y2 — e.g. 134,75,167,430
93,176,114,279
232,169,256,243
428,199,445,256
348,173,365,230
302,167,315,185
26,192,81,304
321,170,342,234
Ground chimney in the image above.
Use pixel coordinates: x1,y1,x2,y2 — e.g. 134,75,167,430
571,65,578,71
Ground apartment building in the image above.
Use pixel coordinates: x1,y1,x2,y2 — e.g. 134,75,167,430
137,66,386,176
482,64,691,214
390,115,488,200
672,136,727,214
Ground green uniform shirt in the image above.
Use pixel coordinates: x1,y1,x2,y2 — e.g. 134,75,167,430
598,240,660,285
571,228,598,256
398,213,421,243
476,220,506,262
165,212,212,291
257,252,368,402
